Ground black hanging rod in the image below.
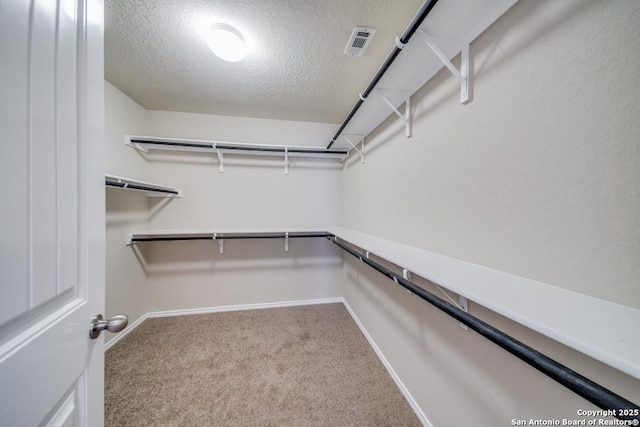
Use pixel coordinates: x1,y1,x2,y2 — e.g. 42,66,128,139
215,232,333,240
130,139,214,149
216,144,348,155
130,139,348,156
131,232,333,243
131,236,212,242
327,236,640,421
326,0,440,149
105,180,179,195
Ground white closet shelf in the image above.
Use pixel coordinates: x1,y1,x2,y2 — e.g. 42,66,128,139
105,174,182,197
126,135,349,160
330,0,519,152
127,228,333,254
125,226,640,379
127,228,332,244
327,227,640,380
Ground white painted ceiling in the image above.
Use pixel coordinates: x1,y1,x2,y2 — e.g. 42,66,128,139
105,0,424,123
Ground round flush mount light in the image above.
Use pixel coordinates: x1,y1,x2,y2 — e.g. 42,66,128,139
206,23,246,62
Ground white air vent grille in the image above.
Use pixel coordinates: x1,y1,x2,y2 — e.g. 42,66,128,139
344,26,376,56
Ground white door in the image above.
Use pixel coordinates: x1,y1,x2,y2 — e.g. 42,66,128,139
0,0,106,425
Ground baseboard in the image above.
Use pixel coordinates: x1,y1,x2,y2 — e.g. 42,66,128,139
104,312,149,351
103,296,430,426
341,299,433,427
104,297,343,351
146,297,344,319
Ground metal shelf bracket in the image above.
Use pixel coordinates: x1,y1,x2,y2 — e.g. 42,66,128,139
214,233,224,254
459,296,469,330
125,136,149,153
342,134,365,164
418,29,472,104
403,269,412,294
284,147,289,175
216,150,224,173
375,89,412,138
431,280,469,330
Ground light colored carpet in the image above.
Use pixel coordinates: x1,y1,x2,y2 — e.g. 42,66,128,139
105,303,422,426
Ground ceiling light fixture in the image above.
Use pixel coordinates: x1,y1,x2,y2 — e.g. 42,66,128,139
206,23,246,62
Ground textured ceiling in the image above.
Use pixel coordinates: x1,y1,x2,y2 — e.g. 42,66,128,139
105,0,424,123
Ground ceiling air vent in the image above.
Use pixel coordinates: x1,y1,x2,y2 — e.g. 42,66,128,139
344,26,376,56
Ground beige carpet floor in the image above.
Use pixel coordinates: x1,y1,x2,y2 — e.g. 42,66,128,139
105,303,422,426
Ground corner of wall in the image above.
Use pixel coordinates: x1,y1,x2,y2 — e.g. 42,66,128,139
104,80,152,345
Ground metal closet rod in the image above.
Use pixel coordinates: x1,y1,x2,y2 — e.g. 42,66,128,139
327,237,640,420
105,180,179,195
326,0,440,149
130,139,348,155
131,232,333,243
127,226,639,415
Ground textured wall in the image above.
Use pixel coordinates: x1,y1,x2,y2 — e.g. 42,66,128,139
104,0,640,421
105,89,343,317
341,0,640,308
142,110,343,312
340,0,640,425
104,81,150,345
144,110,341,229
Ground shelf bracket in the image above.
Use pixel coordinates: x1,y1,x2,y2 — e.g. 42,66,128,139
375,89,411,138
125,136,149,153
459,296,469,330
402,269,412,295
217,150,224,173
432,281,469,330
284,147,289,175
214,233,224,254
418,30,472,104
342,135,365,164
285,232,289,252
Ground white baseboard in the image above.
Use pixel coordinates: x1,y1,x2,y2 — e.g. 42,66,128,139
104,312,149,351
146,297,344,319
104,297,343,351
103,296,429,426
341,299,433,427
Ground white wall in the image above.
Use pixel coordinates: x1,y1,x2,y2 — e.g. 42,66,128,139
104,81,150,344
104,0,640,422
144,111,342,230
142,110,343,312
105,88,343,318
342,0,640,308
340,0,640,425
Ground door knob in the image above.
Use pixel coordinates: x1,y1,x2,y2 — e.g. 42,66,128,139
89,314,129,339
